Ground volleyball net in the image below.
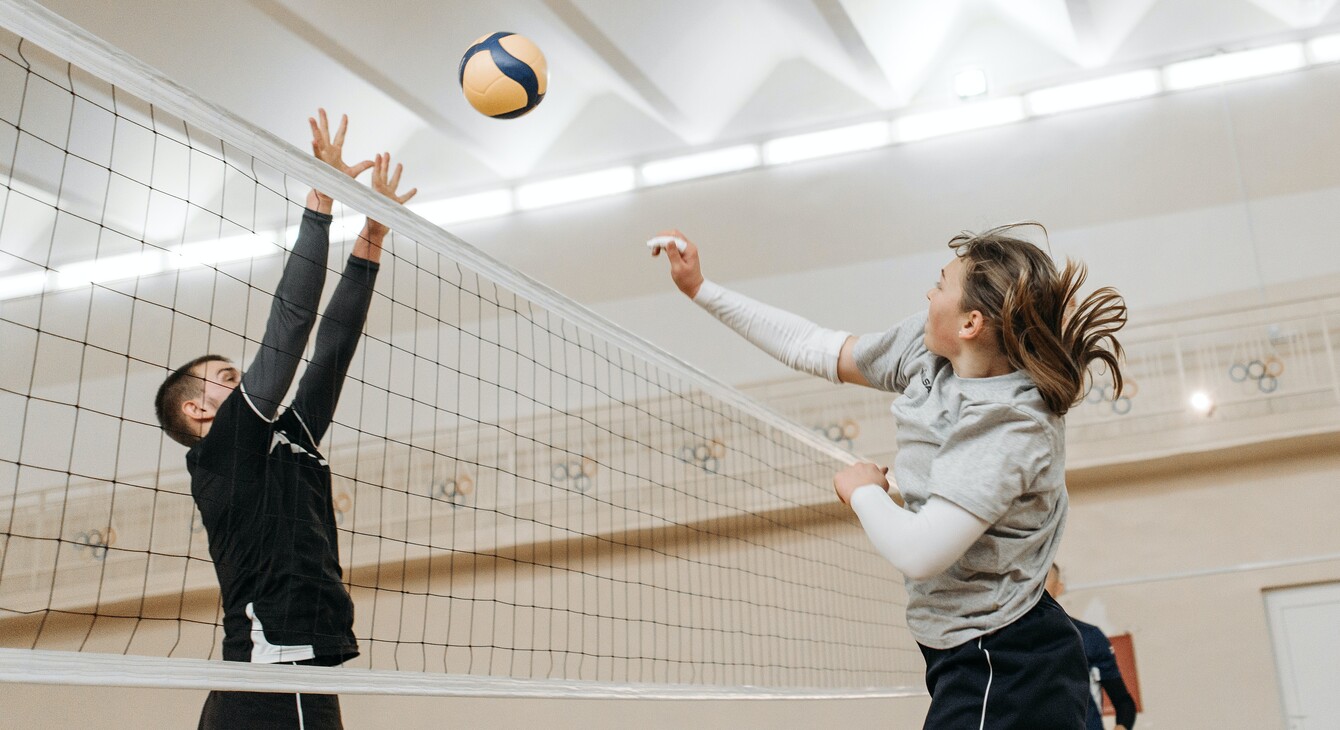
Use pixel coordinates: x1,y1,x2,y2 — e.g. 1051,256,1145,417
0,0,921,698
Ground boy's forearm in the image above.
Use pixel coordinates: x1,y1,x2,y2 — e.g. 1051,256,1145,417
351,222,385,263
291,254,377,443
1102,676,1138,728
306,189,333,214
240,208,332,417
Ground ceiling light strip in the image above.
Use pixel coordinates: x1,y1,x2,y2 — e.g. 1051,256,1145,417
5,34,1338,301
639,145,761,187
1164,42,1306,91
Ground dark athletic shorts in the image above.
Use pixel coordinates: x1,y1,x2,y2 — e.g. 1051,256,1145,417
197,659,343,730
918,591,1088,729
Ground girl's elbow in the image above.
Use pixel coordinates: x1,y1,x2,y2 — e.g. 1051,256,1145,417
897,559,942,581
897,554,957,581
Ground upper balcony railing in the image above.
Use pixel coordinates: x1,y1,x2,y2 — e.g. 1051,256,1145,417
749,293,1340,470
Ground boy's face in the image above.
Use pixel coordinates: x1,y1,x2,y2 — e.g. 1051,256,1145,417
183,359,240,439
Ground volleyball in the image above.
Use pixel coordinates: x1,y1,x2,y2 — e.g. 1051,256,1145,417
458,32,548,119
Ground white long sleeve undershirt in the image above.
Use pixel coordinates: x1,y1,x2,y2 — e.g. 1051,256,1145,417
692,279,850,384
848,487,990,580
691,279,986,580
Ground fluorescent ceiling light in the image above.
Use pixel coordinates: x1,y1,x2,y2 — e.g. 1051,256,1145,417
1308,33,1340,64
409,189,514,225
1164,43,1305,90
54,250,165,291
762,121,891,166
953,67,989,99
893,97,1026,142
171,232,278,269
515,167,636,211
0,270,48,300
1026,70,1162,115
640,145,761,186
0,234,286,301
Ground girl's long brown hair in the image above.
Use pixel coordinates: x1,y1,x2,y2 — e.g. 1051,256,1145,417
949,223,1126,416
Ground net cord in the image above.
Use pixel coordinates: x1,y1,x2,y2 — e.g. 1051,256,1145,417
0,648,922,699
0,0,862,468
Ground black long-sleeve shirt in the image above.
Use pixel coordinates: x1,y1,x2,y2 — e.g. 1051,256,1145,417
186,209,378,664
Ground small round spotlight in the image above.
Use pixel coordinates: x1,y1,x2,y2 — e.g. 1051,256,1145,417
1189,390,1215,415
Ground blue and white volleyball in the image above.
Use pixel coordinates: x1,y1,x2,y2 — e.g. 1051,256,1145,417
458,32,548,119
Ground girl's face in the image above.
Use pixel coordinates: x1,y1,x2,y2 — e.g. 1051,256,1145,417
925,256,968,358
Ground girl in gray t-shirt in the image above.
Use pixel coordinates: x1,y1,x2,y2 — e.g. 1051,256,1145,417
653,223,1127,727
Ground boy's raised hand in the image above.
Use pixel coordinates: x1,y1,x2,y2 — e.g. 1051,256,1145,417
309,108,374,181
352,152,417,263
364,152,417,241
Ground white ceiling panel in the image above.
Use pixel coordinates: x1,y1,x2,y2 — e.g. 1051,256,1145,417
6,0,1338,305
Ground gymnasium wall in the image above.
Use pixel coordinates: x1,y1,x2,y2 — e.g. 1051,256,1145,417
447,62,1340,353
0,502,932,728
530,56,1340,728
5,36,1340,730
1062,434,1340,729
2,432,1335,727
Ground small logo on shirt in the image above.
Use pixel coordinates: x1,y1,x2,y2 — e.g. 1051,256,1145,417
270,431,328,466
921,375,933,391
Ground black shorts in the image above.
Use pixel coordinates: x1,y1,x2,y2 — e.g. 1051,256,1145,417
918,592,1088,730
198,689,342,729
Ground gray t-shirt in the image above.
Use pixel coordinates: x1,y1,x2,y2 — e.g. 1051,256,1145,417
854,310,1067,649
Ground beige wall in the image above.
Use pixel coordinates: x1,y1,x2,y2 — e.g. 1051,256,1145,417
1,502,931,728
5,432,1337,727
1062,433,1340,729
0,683,931,729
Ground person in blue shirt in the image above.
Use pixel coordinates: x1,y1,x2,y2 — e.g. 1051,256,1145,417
1047,563,1138,730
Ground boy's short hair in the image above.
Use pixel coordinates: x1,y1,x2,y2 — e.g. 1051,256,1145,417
155,354,230,447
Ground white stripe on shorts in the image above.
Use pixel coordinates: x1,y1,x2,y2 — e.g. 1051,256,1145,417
978,637,994,730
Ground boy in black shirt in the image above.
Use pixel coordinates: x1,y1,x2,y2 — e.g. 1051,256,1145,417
154,110,415,729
